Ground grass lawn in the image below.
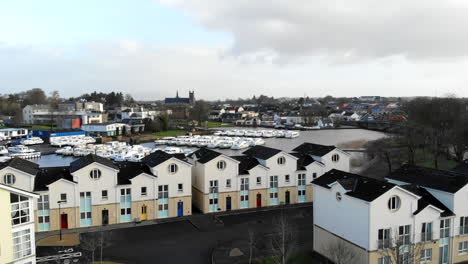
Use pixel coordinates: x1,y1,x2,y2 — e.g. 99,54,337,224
414,149,459,170
31,125,54,130
205,121,233,128
151,130,187,137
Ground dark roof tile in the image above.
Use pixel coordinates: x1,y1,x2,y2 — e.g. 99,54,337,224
0,158,39,175
243,145,282,160
34,166,74,192
387,165,468,193
293,143,336,156
70,154,118,173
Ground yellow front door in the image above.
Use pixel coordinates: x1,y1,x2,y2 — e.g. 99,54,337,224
141,205,148,220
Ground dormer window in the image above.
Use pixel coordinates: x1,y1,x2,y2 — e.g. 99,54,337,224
332,154,340,163
3,173,15,185
277,156,286,165
388,195,401,211
169,163,178,174
336,192,342,201
90,169,101,180
217,160,227,170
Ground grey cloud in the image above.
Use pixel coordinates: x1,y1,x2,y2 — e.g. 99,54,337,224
160,0,468,61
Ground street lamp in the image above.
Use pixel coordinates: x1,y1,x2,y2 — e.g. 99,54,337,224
57,200,65,241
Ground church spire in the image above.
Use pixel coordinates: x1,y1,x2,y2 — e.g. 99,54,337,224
176,90,179,98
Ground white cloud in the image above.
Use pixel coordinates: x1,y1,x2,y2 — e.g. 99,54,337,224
159,0,468,61
1,40,467,100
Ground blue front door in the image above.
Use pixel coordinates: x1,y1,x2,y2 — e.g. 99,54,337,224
177,201,183,216
226,197,232,211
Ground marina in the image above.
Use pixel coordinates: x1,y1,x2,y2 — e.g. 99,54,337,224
21,128,387,167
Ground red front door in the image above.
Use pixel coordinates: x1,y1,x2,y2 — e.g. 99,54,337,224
61,214,68,229
256,194,262,207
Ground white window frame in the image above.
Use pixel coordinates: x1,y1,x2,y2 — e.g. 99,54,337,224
141,187,147,196
461,216,468,235
256,177,261,185
421,222,433,242
89,169,101,180
440,219,451,238
3,173,15,185
102,190,108,200
217,160,226,170
158,185,169,199
332,154,340,162
60,193,67,202
398,224,411,245
378,228,391,249
285,174,290,183
270,176,278,188
209,180,218,194
388,195,401,211
240,178,249,191
178,183,183,192
421,248,432,262
277,156,286,165
12,228,32,260
11,193,30,226
226,179,231,188
168,163,178,174
459,241,468,254
298,174,306,186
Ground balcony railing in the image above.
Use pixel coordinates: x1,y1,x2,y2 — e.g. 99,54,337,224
460,226,468,236
420,232,433,242
377,239,391,249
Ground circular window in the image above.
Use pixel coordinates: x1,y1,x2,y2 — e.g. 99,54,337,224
217,160,226,170
336,192,342,201
332,154,340,163
277,156,286,165
169,163,178,174
89,169,101,180
388,195,401,211
3,173,15,185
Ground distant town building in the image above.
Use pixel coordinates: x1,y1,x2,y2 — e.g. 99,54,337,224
164,91,195,105
22,101,105,129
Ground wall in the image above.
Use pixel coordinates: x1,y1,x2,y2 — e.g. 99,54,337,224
313,183,370,250
151,158,192,199
0,167,35,192
314,225,369,264
368,187,420,250
0,188,13,264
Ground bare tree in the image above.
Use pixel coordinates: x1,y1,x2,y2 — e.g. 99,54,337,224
99,230,113,264
270,210,296,264
80,232,100,263
248,228,256,264
379,230,425,264
322,240,358,264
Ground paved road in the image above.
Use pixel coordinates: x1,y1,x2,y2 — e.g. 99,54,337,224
37,205,314,264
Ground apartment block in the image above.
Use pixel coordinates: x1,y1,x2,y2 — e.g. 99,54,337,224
0,183,39,264
313,166,468,264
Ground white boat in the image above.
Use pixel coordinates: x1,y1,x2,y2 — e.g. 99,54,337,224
0,156,11,162
218,141,233,149
0,146,8,155
285,131,300,138
21,137,44,145
262,130,275,138
8,145,36,153
163,147,184,154
231,141,250,150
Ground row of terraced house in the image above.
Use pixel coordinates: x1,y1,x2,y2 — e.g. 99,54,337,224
0,143,350,235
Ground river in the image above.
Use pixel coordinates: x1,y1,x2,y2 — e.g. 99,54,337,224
32,128,386,167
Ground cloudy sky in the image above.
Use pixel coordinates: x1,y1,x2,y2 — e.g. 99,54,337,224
1,0,468,100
